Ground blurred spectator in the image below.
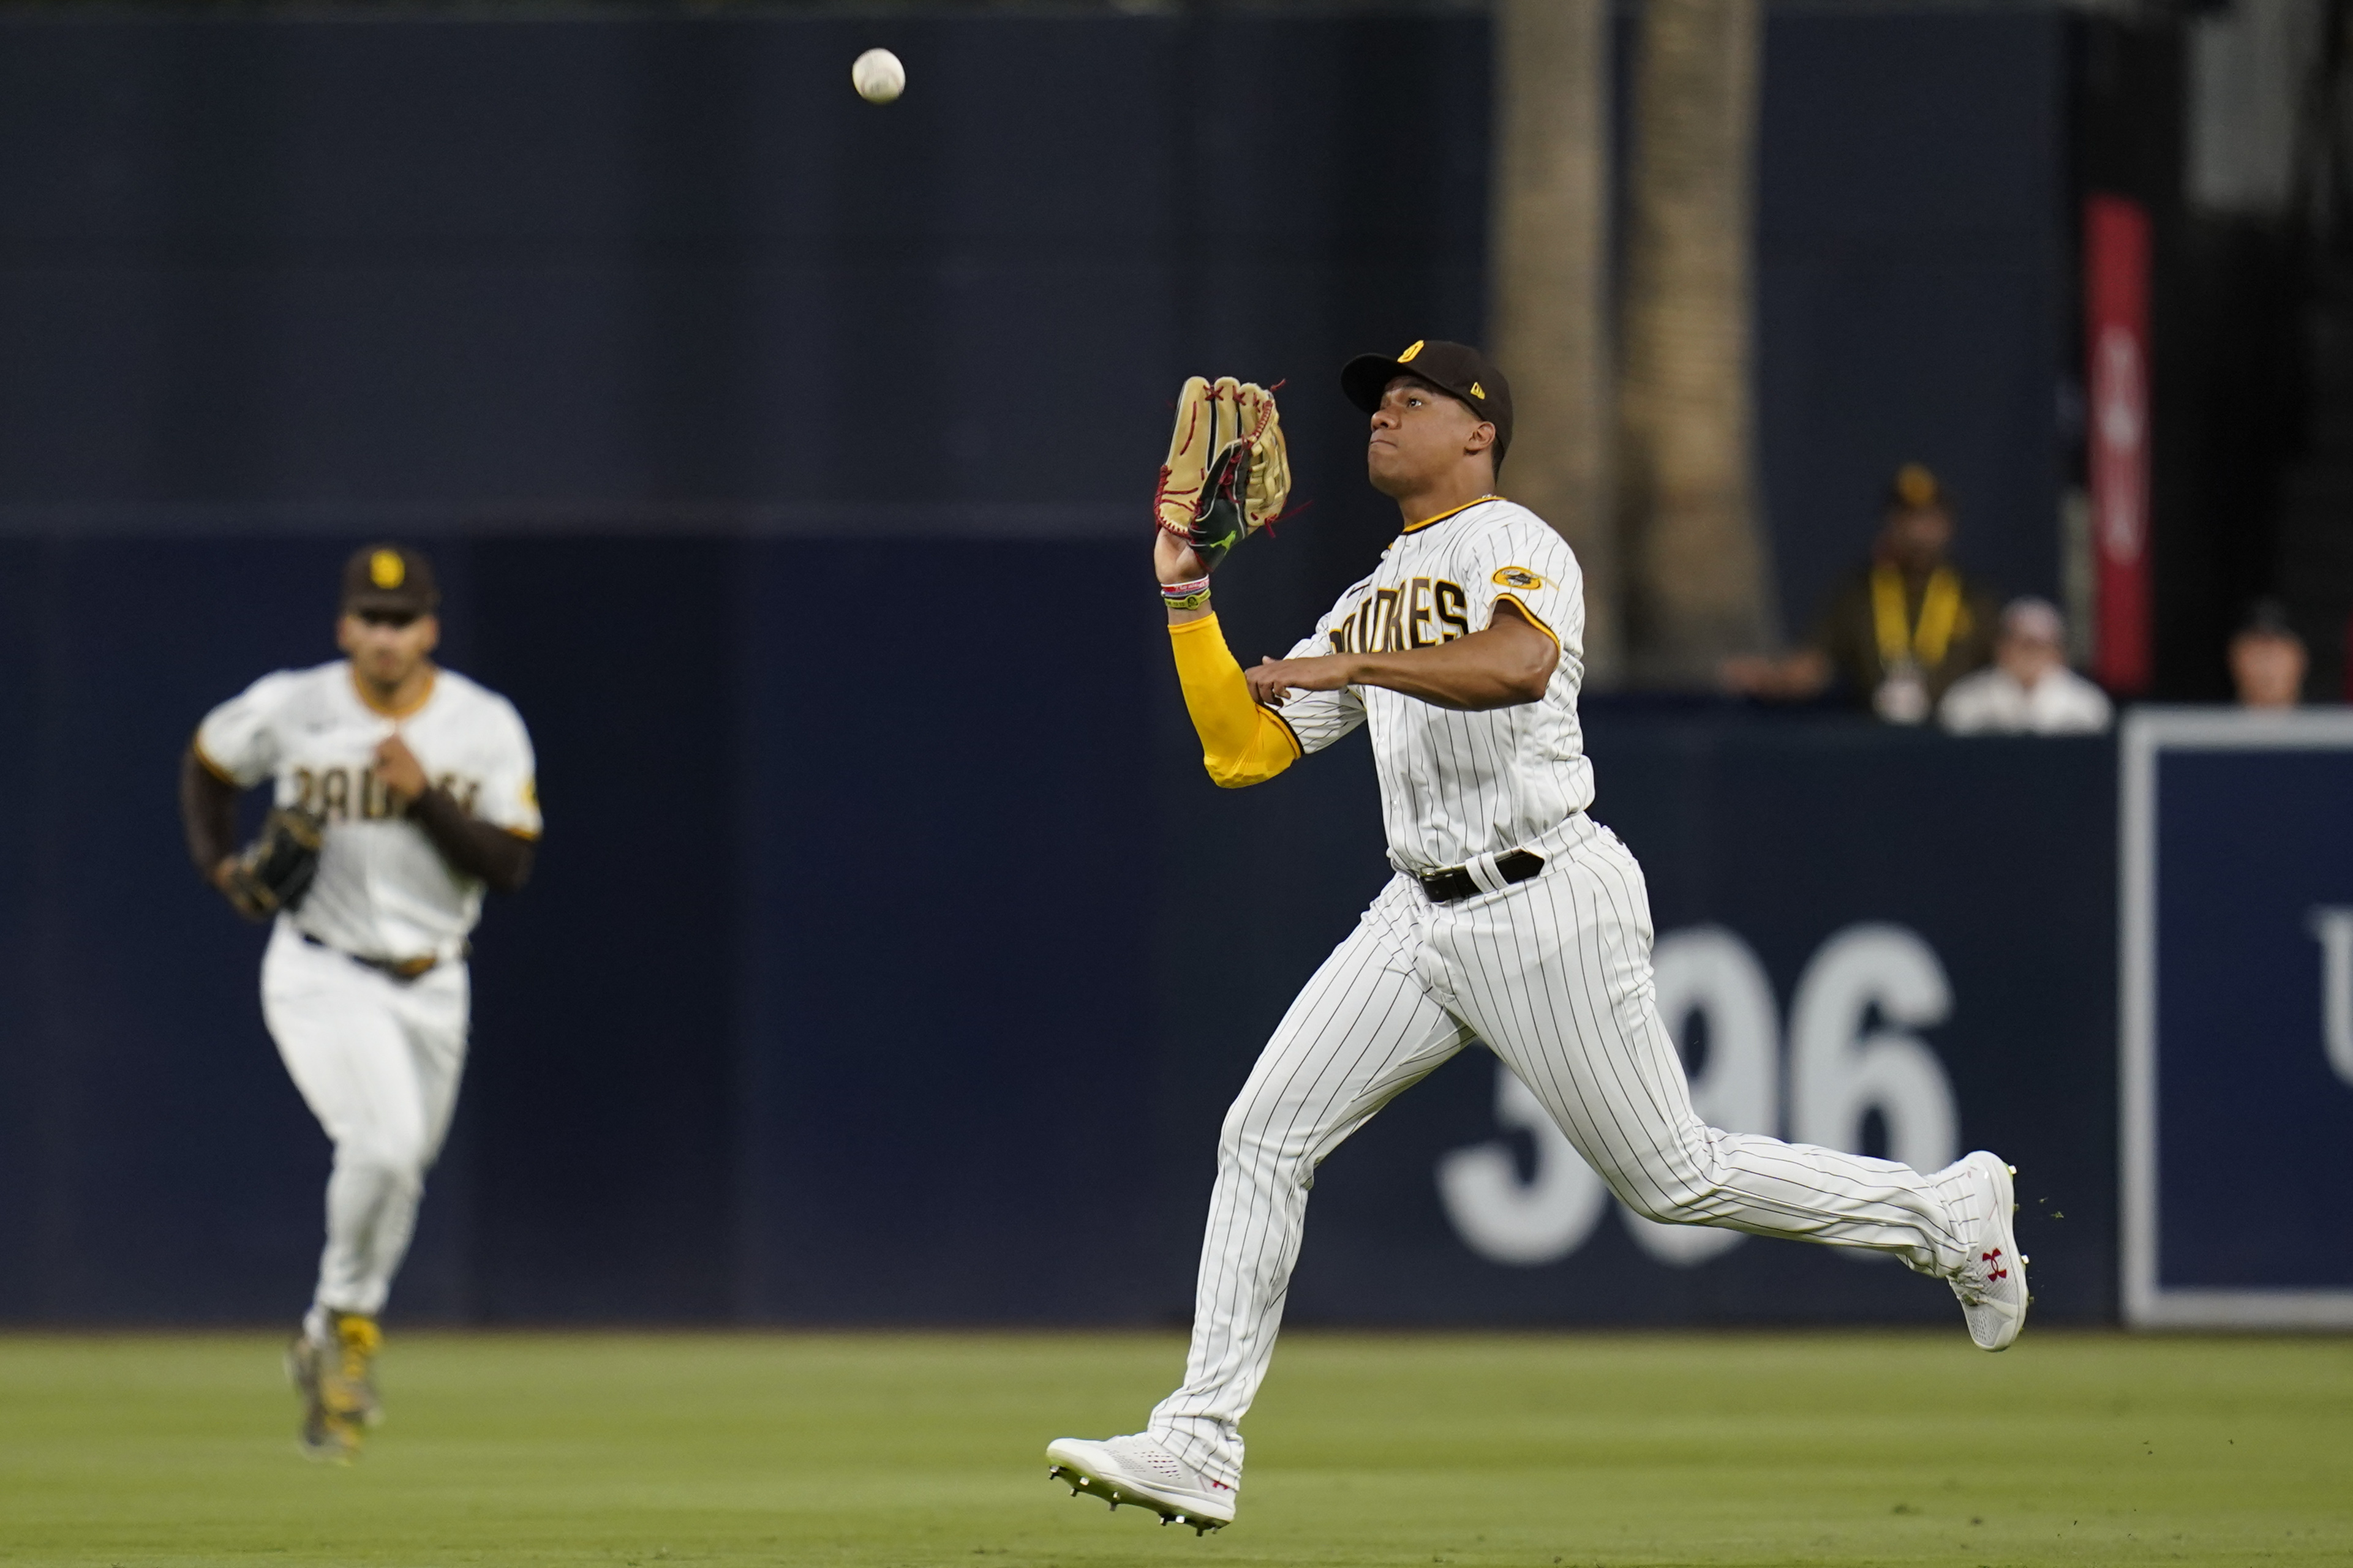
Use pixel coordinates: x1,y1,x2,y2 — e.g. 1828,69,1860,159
1720,463,1998,722
2230,599,2306,708
1937,598,2112,735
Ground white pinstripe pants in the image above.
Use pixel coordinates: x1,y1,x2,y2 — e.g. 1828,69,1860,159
1148,814,1970,1490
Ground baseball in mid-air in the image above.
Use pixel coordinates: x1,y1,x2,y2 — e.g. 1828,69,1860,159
851,48,905,105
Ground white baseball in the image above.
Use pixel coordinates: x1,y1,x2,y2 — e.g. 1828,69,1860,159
851,48,905,105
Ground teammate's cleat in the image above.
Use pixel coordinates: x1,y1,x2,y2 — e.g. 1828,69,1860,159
334,1312,385,1427
1045,1435,1235,1534
285,1332,361,1462
1942,1151,2028,1351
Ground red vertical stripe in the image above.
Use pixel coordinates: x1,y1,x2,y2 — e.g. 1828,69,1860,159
2085,194,2154,695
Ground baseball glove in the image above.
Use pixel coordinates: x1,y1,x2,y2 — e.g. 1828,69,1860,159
1154,375,1291,572
222,806,325,922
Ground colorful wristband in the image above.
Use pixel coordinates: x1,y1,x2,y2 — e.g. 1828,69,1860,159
1161,576,1213,612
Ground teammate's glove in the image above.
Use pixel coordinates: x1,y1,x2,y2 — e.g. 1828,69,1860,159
220,806,325,922
1154,375,1291,573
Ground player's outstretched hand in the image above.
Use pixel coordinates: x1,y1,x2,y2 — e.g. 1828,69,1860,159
1248,653,1355,707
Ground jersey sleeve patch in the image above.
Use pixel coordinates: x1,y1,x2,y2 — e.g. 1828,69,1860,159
1491,566,1545,591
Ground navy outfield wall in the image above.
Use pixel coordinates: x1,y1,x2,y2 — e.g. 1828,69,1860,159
0,533,2118,1326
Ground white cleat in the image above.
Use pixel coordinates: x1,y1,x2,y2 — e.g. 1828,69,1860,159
1045,1435,1235,1534
1941,1150,2028,1351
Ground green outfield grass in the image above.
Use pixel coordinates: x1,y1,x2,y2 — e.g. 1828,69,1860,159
0,1330,2345,1567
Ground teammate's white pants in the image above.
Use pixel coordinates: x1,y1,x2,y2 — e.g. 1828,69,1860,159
261,923,469,1321
1148,814,1973,1490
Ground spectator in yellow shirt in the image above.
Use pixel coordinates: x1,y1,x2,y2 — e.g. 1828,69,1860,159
1722,463,1998,722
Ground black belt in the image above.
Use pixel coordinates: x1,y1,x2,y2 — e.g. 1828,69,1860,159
299,930,443,982
1418,848,1546,903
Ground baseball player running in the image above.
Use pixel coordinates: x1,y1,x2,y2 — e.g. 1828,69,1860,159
178,544,541,1460
1046,345,2025,1533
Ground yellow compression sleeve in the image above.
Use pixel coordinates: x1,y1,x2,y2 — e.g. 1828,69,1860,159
1167,614,1303,789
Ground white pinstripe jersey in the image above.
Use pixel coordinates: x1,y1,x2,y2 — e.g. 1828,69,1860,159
1271,498,1592,874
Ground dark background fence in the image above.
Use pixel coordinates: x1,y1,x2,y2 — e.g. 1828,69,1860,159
0,9,2107,1325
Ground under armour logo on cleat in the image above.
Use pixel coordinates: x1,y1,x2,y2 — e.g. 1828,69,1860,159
1981,1247,2008,1280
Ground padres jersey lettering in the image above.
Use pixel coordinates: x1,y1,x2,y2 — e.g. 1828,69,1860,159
1268,498,1591,872
197,661,541,961
289,766,484,823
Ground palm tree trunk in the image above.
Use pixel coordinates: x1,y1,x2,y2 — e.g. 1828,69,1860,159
1619,0,1775,684
1489,0,1619,685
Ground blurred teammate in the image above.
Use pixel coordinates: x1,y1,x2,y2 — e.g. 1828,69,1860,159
178,544,541,1460
1937,598,2111,734
1046,345,2026,1534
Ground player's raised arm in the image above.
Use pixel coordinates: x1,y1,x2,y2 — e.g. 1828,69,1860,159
1153,377,1328,788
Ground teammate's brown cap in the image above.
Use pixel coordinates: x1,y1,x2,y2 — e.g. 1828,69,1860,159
1341,339,1514,470
341,543,441,618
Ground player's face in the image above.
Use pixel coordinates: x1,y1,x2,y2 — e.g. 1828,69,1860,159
1366,377,1494,497
337,610,440,689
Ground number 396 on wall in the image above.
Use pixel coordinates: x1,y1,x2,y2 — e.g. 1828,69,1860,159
1437,923,1961,1269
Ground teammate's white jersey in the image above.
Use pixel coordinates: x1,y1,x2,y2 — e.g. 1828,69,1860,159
1272,497,1591,872
196,661,541,962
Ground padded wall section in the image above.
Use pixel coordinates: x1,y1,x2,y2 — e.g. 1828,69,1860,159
732,540,1165,1321
459,539,745,1319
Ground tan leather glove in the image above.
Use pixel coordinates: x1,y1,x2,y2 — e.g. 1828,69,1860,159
1154,376,1290,572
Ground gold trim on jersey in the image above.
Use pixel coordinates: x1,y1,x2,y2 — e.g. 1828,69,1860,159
1493,593,1560,650
349,664,439,719
190,732,239,785
1400,494,1503,536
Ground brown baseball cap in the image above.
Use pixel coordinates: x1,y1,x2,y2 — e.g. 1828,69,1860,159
340,542,441,618
1341,339,1514,468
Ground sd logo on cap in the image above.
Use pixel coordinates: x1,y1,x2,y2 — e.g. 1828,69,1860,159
341,543,441,619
